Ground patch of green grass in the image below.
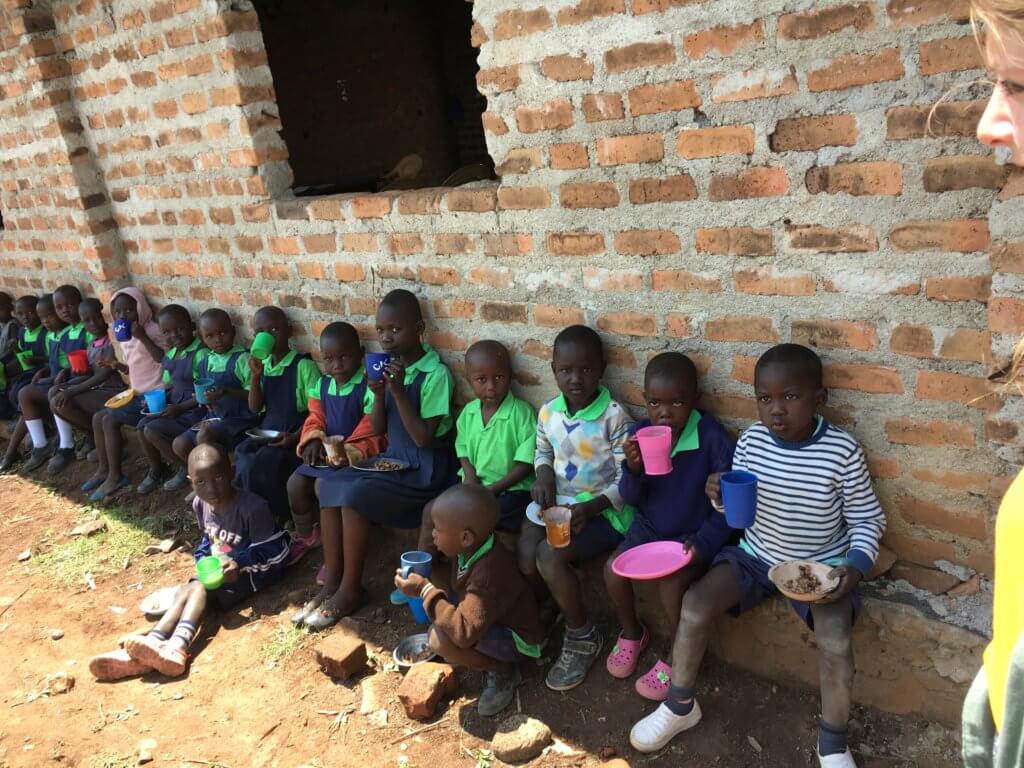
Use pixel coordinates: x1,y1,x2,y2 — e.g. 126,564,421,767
34,502,194,586
260,624,308,663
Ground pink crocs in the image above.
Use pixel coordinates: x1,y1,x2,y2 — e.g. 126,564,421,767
605,626,650,679
635,659,672,701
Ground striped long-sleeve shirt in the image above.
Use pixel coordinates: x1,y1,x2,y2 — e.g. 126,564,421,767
735,419,885,576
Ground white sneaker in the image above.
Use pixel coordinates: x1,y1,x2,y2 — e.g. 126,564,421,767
629,700,703,753
818,749,857,767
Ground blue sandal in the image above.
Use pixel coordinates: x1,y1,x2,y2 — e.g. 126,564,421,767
80,476,104,492
88,476,131,503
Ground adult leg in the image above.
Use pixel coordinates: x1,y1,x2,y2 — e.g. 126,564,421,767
809,598,855,761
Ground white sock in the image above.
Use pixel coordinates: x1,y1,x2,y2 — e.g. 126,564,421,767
55,416,75,449
26,419,46,449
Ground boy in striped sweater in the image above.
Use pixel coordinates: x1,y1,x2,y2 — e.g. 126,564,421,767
630,344,885,768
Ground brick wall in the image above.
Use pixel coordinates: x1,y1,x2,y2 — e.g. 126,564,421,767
0,0,1018,583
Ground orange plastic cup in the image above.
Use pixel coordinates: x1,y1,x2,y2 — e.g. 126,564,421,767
543,506,572,549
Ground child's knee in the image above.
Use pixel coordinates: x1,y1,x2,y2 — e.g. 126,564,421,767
679,586,716,628
812,604,853,658
603,550,624,586
427,625,453,654
535,540,570,578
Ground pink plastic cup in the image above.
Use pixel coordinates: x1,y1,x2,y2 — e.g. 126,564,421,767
635,425,673,476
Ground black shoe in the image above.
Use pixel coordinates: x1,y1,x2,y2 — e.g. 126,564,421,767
479,665,522,717
23,446,52,472
75,437,95,461
46,448,75,476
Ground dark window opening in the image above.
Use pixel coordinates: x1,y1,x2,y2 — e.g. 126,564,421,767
253,0,494,197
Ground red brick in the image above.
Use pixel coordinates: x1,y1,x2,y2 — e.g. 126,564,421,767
550,143,589,169
710,68,799,103
483,234,533,256
886,417,975,447
628,80,701,115
919,36,984,75
261,262,290,281
825,364,905,394
498,186,551,210
352,195,393,218
628,175,697,204
916,370,1001,411
886,0,970,27
418,265,461,286
708,167,788,201
696,227,773,256
445,188,497,212
397,189,442,216
778,4,874,39
387,233,424,255
615,229,680,256
991,241,1024,274
923,156,1009,192
939,329,991,363
335,263,365,282
701,392,759,420
557,0,625,25
269,236,299,256
652,270,723,293
665,314,692,338
791,319,879,351
302,234,335,254
597,312,657,337
705,315,779,343
582,93,625,122
890,219,989,253
604,40,676,73
468,267,511,288
925,275,991,303
470,21,487,47
434,234,475,255
771,114,858,151
885,533,958,568
785,224,876,253
541,54,593,81
342,234,377,252
596,134,664,165
481,302,528,324
911,467,999,495
476,66,521,93
989,297,1024,333
807,49,905,92
886,100,985,140
516,99,573,133
683,20,764,59
867,454,902,479
806,161,902,196
547,232,604,256
560,182,619,209
296,261,324,279
397,662,457,720
987,419,1020,445
180,92,207,115
632,0,702,12
897,495,988,540
735,266,815,296
890,324,935,358
493,8,552,40
534,304,585,328
481,112,508,136
676,125,753,159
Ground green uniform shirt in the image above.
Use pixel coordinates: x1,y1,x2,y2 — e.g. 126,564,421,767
308,367,366,400
45,327,68,369
455,394,536,492
204,346,252,389
161,338,207,386
364,344,454,436
20,325,42,350
262,350,322,412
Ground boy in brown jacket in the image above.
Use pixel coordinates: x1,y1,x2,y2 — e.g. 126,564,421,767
394,483,543,716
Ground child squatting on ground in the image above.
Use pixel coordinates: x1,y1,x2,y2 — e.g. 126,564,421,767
394,483,544,717
89,442,291,680
629,344,886,768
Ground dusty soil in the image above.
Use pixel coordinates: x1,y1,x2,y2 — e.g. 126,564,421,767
0,451,962,768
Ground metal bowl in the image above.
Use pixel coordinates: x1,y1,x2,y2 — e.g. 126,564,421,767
191,417,222,432
245,428,284,444
393,632,436,669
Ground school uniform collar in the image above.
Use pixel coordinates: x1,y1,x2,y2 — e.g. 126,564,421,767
767,415,827,449
327,367,366,396
208,345,245,360
469,393,516,426
403,344,440,376
22,325,42,341
550,385,611,421
262,348,298,376
177,337,201,356
457,533,494,573
671,410,702,455
67,322,85,338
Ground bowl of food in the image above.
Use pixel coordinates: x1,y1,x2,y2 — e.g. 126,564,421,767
245,428,284,444
768,560,839,602
393,632,437,670
353,457,410,472
191,417,222,432
104,388,136,409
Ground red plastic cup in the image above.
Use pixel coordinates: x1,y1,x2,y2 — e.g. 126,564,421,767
635,425,673,475
67,349,89,374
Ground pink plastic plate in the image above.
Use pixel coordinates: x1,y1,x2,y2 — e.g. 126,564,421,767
612,541,693,581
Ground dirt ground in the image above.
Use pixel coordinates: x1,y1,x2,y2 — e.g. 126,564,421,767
0,451,963,768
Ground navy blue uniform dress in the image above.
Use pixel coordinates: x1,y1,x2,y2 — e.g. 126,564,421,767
292,375,368,482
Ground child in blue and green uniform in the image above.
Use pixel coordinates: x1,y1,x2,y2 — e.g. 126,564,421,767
5,295,43,413
287,322,385,568
297,289,457,630
12,288,91,473
172,308,257,469
234,306,321,520
136,305,208,495
0,292,19,419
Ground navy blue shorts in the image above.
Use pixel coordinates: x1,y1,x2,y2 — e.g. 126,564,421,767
476,624,520,663
621,514,691,551
570,514,623,561
102,397,145,427
496,491,531,534
712,546,860,629
138,407,204,439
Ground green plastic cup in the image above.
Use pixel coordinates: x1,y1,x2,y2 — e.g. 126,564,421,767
195,556,224,590
250,332,275,361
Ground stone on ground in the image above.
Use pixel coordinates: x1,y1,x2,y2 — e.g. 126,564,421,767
396,662,456,720
137,738,157,764
491,714,552,763
315,629,367,680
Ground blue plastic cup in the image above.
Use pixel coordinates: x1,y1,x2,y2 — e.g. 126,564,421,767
194,377,215,405
400,550,432,579
143,388,167,414
113,319,132,342
721,470,758,528
366,352,392,382
408,597,430,624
